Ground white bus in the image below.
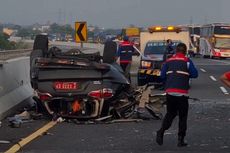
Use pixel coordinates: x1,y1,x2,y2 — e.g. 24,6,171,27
200,23,230,58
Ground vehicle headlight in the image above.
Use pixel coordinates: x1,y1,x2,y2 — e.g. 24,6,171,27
214,49,220,52
141,61,152,68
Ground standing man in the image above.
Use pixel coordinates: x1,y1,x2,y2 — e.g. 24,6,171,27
166,39,174,54
163,39,175,61
116,36,135,79
220,71,230,88
156,43,198,147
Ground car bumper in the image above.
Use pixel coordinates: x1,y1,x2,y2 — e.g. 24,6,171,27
138,69,163,84
220,52,230,58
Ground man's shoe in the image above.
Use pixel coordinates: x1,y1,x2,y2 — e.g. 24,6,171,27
177,136,188,147
156,130,164,145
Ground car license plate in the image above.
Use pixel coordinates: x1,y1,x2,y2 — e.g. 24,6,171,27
54,82,78,90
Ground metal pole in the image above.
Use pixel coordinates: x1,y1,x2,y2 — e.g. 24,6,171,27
81,42,83,48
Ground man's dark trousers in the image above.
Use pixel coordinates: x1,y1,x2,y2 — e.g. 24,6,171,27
120,63,128,72
120,63,131,81
160,94,189,137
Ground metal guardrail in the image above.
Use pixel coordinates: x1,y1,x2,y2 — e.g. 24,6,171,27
0,49,32,61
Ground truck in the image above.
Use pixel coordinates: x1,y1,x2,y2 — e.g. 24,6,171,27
122,27,140,37
137,26,190,87
121,27,141,48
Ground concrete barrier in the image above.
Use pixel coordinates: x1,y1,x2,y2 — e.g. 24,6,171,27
0,57,33,119
0,49,32,61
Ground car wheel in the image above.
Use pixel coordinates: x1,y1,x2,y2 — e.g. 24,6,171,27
30,49,43,89
30,49,43,66
220,57,226,60
202,54,208,58
33,34,49,56
103,41,117,64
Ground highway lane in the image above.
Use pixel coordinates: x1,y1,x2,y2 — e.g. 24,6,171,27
131,57,229,101
189,58,229,101
1,57,230,153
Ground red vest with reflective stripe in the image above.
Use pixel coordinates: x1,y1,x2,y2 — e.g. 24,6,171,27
165,53,190,94
119,41,134,63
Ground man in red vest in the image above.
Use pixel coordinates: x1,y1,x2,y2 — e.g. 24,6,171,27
156,43,198,147
116,36,136,79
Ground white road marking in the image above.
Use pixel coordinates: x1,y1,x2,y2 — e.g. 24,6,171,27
210,76,217,81
196,58,230,66
196,63,228,66
200,68,206,72
220,87,229,95
212,59,230,65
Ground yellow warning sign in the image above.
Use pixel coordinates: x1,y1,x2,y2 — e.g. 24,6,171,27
75,22,87,43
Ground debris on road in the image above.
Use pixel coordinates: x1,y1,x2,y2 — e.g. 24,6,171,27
42,132,54,136
56,117,65,123
7,111,33,128
107,119,143,124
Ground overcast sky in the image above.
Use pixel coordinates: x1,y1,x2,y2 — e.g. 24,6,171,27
0,0,229,28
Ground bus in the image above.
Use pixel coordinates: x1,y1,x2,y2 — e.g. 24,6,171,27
200,23,230,58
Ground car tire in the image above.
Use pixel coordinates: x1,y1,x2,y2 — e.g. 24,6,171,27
30,49,43,89
33,34,49,56
220,57,226,60
30,49,43,66
103,41,117,64
202,54,208,58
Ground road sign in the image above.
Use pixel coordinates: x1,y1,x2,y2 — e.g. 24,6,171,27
75,22,87,43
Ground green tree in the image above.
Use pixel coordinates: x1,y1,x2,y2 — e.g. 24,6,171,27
0,32,15,50
17,28,35,38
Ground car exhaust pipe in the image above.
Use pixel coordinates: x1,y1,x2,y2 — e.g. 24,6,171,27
90,99,100,118
43,101,54,115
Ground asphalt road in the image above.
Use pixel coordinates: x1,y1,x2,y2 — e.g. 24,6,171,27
0,57,230,153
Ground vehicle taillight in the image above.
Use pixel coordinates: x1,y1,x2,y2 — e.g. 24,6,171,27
38,92,52,101
214,51,221,57
88,88,113,99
